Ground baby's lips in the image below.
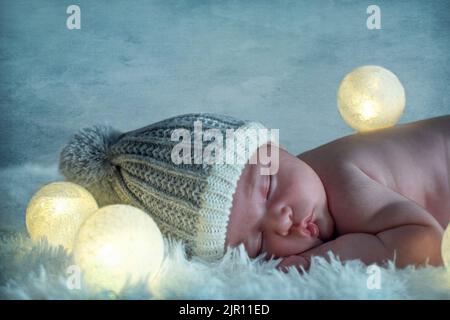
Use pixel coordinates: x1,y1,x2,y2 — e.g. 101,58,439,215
289,220,319,238
307,221,319,237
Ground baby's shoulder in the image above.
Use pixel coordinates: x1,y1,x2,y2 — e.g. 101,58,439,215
298,134,366,183
300,147,396,232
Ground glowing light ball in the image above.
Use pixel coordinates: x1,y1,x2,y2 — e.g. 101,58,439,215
337,65,406,132
73,204,165,293
26,181,98,251
442,224,450,271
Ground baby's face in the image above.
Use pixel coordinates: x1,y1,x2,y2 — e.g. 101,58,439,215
225,144,334,259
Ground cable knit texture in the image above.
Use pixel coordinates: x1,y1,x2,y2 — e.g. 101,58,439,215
59,113,274,261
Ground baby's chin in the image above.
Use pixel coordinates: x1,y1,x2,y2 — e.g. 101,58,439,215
278,237,323,259
308,237,323,250
296,237,323,256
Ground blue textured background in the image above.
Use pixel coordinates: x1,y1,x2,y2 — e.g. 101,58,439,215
0,0,449,231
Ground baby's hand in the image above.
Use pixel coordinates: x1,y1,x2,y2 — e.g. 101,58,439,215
277,254,311,274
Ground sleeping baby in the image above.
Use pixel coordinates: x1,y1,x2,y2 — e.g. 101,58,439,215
227,115,450,271
59,113,450,271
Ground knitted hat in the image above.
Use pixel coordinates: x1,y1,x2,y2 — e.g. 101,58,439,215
59,113,276,261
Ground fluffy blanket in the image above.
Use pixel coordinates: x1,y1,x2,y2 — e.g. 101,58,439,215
1,164,450,299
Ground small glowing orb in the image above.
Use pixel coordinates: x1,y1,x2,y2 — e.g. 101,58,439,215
337,65,406,132
73,204,165,293
442,224,450,271
26,181,98,251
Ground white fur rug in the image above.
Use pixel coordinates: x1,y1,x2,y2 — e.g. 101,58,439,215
1,232,450,299
1,164,450,299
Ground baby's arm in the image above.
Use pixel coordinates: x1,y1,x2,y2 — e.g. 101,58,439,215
278,165,444,271
278,223,443,271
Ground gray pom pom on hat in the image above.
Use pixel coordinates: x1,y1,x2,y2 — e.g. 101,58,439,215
59,113,274,261
59,125,124,206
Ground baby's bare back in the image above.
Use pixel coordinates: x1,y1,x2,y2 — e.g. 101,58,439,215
300,115,450,229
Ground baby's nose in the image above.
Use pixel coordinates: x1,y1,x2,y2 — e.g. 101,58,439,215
275,206,293,236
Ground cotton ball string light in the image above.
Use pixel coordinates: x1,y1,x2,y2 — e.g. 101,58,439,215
337,65,405,132
73,204,165,293
442,224,450,272
26,181,98,251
